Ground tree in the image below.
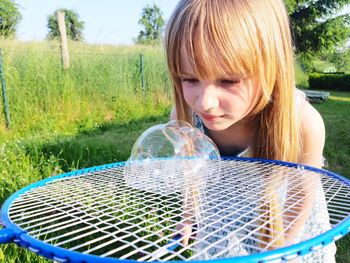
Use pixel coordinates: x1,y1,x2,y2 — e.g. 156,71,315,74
285,0,350,59
136,4,165,45
326,48,350,72
0,0,21,37
47,8,84,41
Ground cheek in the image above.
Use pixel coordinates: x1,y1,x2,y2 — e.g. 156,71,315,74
181,86,196,106
220,86,257,113
227,81,261,114
221,94,245,112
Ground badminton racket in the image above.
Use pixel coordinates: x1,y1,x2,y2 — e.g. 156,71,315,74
0,157,350,262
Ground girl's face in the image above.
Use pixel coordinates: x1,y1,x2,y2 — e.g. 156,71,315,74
180,58,262,131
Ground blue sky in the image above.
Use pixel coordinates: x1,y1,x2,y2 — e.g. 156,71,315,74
14,1,350,45
15,0,179,45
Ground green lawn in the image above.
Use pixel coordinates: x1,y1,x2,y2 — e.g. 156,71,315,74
0,114,170,262
313,91,350,179
312,91,350,263
0,91,349,262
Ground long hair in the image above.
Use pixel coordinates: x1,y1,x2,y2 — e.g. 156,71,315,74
165,0,301,163
165,0,301,249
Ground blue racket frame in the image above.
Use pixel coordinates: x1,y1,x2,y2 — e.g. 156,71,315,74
1,157,350,263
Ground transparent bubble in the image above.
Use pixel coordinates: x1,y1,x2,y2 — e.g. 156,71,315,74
123,120,221,195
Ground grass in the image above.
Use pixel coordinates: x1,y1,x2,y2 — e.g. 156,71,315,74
312,91,350,263
0,115,170,262
0,39,173,262
0,39,349,261
313,91,350,179
0,91,348,262
0,39,172,140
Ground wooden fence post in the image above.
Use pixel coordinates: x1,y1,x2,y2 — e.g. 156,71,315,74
57,11,70,70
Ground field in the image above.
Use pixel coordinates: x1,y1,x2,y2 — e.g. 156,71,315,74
0,39,349,262
0,39,172,139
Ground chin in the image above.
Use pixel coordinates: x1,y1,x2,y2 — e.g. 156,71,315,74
203,120,235,131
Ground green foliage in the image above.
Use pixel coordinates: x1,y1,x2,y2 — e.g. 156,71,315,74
310,57,337,73
285,0,350,59
326,48,350,73
0,0,21,37
47,8,84,41
295,60,309,89
309,72,350,91
136,4,165,45
0,39,172,139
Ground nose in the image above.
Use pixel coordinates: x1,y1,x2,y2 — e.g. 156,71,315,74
196,82,219,112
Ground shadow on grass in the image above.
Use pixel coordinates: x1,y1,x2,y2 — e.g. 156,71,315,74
25,114,169,172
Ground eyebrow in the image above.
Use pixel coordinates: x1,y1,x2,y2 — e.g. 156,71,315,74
179,72,195,76
179,72,243,80
178,72,198,78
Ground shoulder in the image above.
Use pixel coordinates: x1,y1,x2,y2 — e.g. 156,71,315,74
300,101,325,140
300,101,325,168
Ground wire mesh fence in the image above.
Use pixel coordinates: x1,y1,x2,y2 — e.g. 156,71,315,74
0,40,172,132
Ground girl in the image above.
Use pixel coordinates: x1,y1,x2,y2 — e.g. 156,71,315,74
164,0,335,261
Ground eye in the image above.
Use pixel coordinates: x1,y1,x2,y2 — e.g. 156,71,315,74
181,78,199,83
218,79,240,86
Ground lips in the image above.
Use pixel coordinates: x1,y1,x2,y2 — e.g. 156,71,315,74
200,113,223,122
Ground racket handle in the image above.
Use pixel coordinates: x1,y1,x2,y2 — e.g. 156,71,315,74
0,229,14,243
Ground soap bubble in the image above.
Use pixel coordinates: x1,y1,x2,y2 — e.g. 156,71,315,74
128,120,220,162
123,120,221,195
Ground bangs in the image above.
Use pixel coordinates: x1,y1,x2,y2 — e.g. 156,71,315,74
165,0,298,161
169,0,259,80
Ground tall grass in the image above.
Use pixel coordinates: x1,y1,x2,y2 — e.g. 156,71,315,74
0,39,172,140
0,39,173,261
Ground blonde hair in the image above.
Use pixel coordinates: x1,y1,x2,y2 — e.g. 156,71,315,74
165,0,301,163
165,0,301,249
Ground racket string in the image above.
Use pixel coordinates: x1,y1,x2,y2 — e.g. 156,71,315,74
7,159,350,261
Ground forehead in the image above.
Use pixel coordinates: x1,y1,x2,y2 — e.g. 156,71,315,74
170,9,258,81
179,47,244,79
179,54,194,75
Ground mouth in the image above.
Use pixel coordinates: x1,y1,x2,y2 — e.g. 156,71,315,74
200,113,223,122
